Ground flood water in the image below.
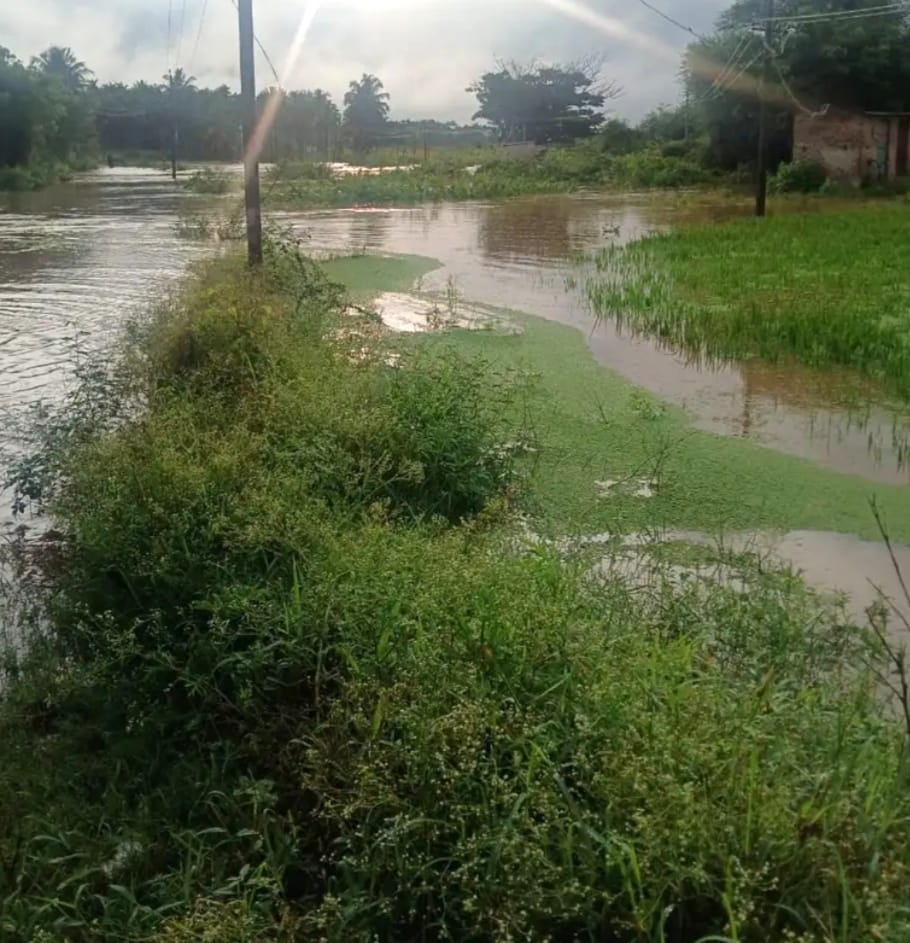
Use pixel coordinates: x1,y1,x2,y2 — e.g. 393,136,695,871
1,168,908,618
287,195,910,485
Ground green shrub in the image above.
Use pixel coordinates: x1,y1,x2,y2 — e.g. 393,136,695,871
182,167,233,194
0,166,35,191
3,245,910,942
770,159,827,193
609,147,712,189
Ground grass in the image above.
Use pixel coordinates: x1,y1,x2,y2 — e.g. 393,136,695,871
265,144,716,209
181,167,235,194
418,309,910,544
585,205,910,399
2,243,910,941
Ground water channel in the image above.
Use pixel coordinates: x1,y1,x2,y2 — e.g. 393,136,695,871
1,167,908,620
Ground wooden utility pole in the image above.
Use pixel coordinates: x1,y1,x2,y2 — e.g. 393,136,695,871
755,0,774,217
238,0,263,266
170,126,178,181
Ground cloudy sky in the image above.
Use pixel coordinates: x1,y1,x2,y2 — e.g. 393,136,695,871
1,0,728,121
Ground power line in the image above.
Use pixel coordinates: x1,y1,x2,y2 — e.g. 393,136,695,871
690,35,757,104
189,0,210,71
226,0,281,84
755,2,908,22
636,0,707,40
166,0,174,73
175,0,189,68
709,33,753,92
770,54,830,116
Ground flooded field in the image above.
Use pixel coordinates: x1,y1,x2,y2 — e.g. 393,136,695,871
286,195,910,485
1,168,908,613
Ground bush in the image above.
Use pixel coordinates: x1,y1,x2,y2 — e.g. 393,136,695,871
770,159,827,193
0,166,36,191
609,147,712,189
182,167,233,194
3,243,910,942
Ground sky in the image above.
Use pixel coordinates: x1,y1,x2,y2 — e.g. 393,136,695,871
1,0,730,122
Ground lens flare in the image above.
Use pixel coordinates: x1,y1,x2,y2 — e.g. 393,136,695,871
534,0,678,61
246,0,321,170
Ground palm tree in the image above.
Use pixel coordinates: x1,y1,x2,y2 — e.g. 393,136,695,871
343,73,390,153
162,69,197,179
33,46,93,90
163,68,197,93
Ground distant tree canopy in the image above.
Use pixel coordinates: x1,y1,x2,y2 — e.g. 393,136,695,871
470,61,619,145
0,46,96,176
343,73,391,153
684,0,910,169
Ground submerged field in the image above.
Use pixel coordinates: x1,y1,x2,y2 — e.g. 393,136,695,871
585,206,910,399
2,241,910,942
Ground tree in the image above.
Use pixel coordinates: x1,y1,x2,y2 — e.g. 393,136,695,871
32,46,93,90
685,0,910,169
343,74,390,152
469,61,619,145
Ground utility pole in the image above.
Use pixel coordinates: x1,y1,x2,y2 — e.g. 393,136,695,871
755,0,774,217
238,0,263,266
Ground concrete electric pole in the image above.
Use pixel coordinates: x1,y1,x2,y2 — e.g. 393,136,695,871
755,0,774,217
238,0,264,265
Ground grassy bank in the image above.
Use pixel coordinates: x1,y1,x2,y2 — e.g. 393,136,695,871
265,145,715,208
2,245,910,942
425,310,910,543
585,205,910,399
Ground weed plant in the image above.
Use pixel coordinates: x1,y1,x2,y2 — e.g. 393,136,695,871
182,167,234,195
1,239,910,942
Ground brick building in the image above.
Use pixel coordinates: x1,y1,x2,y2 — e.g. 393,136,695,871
793,110,910,183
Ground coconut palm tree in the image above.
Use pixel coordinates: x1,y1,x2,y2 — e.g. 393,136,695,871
162,69,197,178
33,46,93,90
343,73,390,153
163,68,197,93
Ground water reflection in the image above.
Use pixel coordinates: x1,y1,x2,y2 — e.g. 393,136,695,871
292,195,910,484
2,179,908,484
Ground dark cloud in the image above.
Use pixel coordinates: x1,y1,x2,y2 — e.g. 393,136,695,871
1,0,728,119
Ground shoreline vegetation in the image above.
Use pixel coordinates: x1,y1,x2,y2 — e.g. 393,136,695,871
261,145,717,207
3,241,910,941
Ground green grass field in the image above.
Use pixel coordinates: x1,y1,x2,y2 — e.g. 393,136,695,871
586,206,910,398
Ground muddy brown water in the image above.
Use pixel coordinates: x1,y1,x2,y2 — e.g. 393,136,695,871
283,194,910,485
0,169,908,620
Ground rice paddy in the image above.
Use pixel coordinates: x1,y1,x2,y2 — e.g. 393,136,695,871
585,205,910,399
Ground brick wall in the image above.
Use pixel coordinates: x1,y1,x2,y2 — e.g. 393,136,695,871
793,112,890,182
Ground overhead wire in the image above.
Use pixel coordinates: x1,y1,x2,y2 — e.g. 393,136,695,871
707,32,753,91
225,0,281,84
689,34,757,105
165,0,174,73
755,2,908,22
708,49,764,100
635,0,707,40
189,0,210,72
175,0,189,68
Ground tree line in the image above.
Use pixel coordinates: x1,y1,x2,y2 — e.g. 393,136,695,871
604,0,910,174
5,0,908,189
0,50,495,187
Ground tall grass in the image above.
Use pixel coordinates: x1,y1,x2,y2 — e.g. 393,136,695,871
586,206,910,398
266,144,717,208
1,240,910,941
